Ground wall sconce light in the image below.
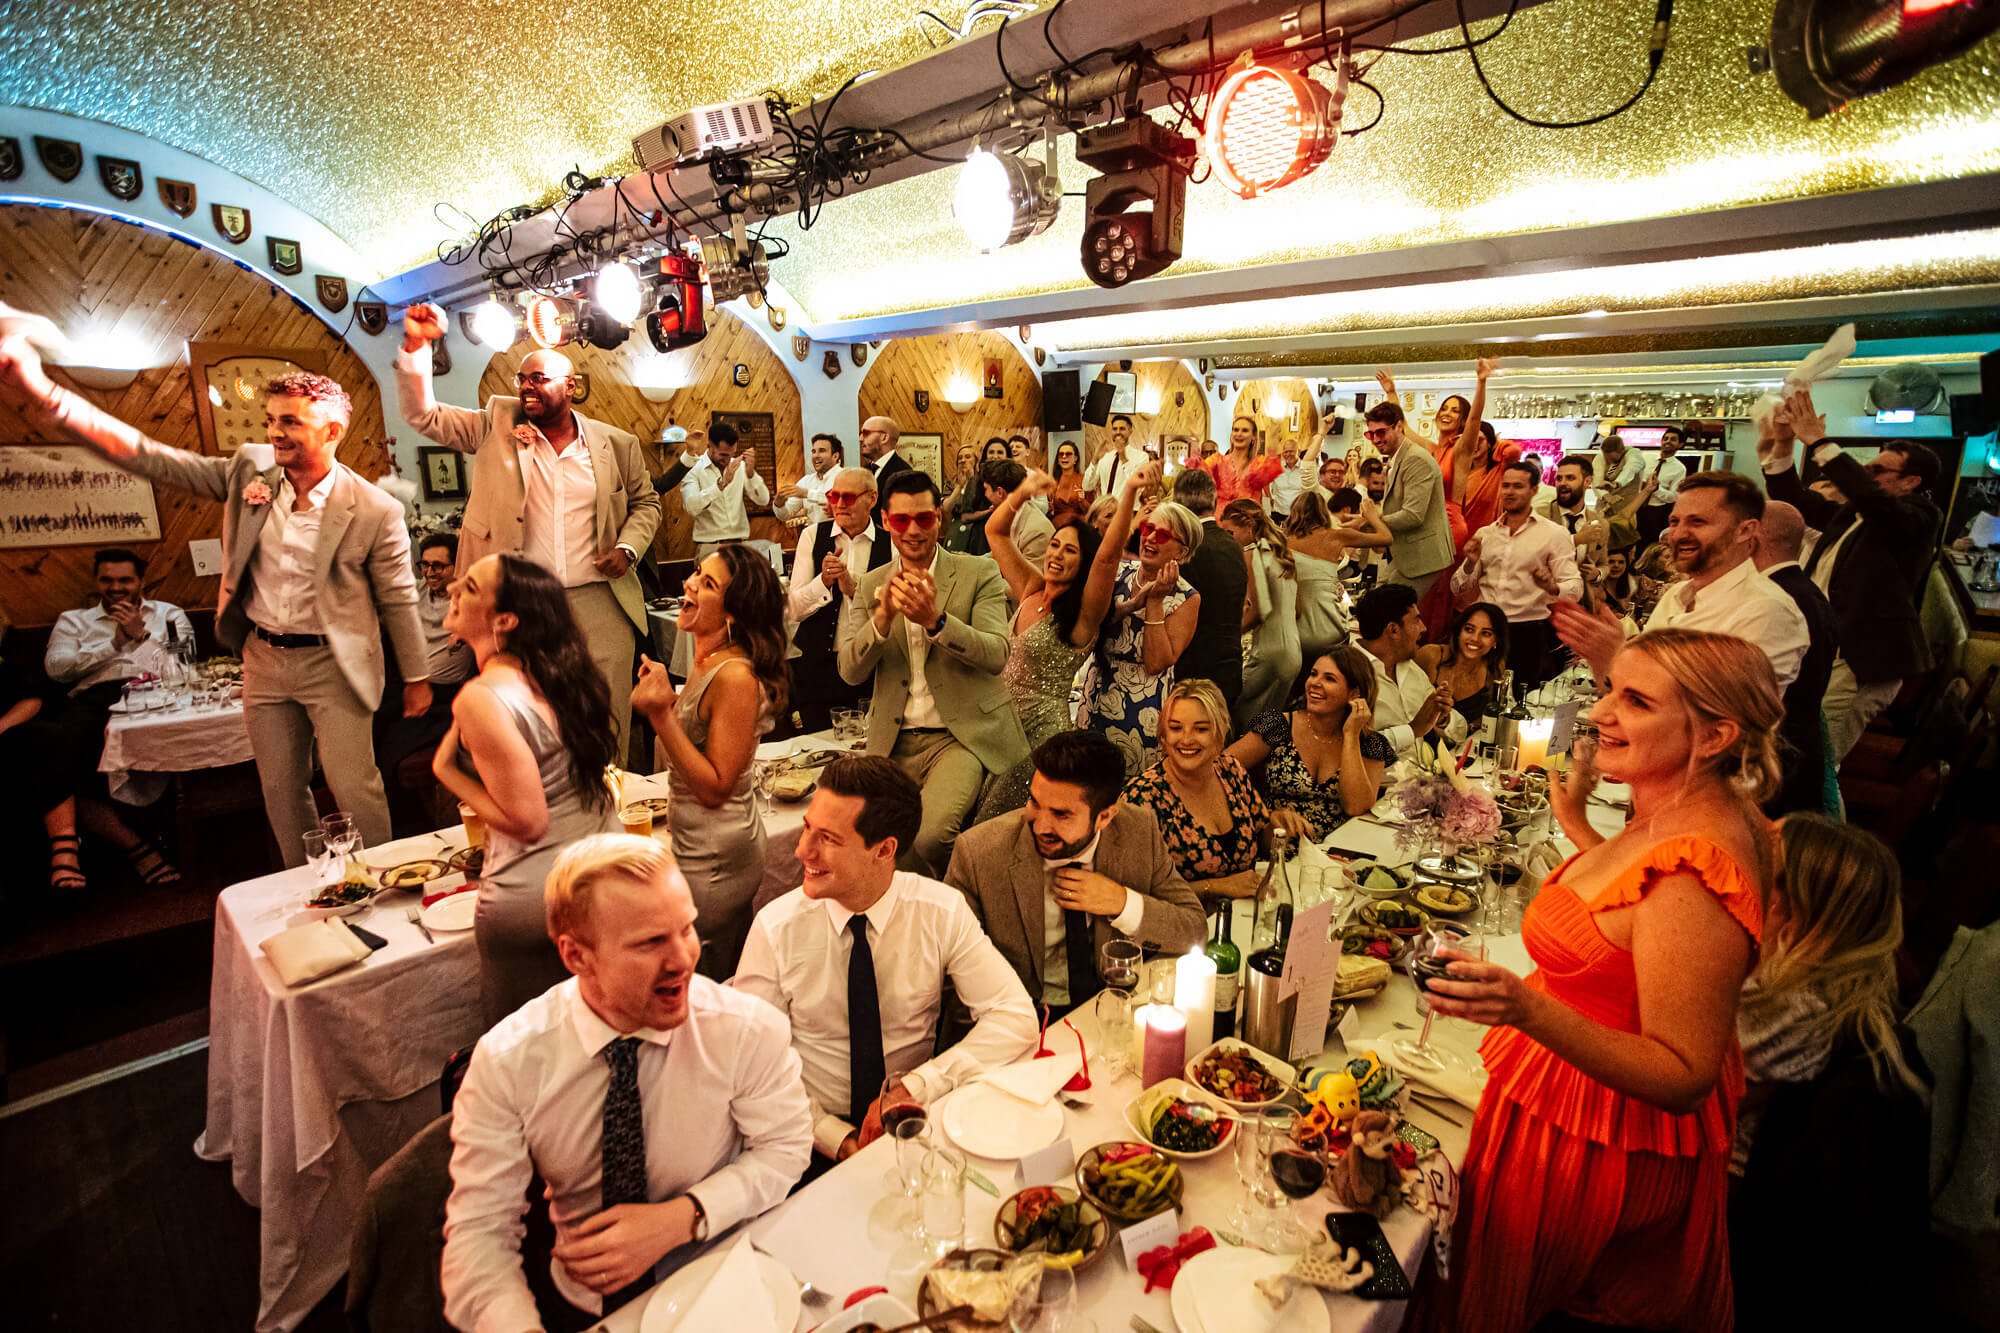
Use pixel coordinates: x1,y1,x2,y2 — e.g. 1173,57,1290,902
945,376,981,413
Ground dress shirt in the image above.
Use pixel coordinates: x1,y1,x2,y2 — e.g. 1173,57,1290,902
781,467,839,527
1263,456,1313,519
680,456,771,545
515,418,608,587
1450,513,1583,623
787,520,877,625
417,587,475,684
1644,556,1809,691
1085,444,1149,496
442,976,811,1333
733,872,1038,1157
1646,454,1688,506
242,469,336,634
1597,448,1645,495
44,599,194,692
1037,833,1149,1008
895,554,946,729
872,450,903,480
1358,644,1467,757
1967,511,2000,547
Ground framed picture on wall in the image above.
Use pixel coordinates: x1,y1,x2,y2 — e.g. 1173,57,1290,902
899,432,945,491
1105,372,1138,414
187,342,330,455
418,447,467,500
0,445,161,549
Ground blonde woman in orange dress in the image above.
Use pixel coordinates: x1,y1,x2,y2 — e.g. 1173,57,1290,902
1418,629,1781,1333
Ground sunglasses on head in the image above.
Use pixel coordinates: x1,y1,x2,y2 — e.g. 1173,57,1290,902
884,511,940,532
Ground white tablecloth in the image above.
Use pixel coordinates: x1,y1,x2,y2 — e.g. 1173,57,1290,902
197,732,834,1332
98,699,253,801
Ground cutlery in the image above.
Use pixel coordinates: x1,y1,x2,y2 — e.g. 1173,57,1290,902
796,1279,832,1310
406,906,434,944
1131,1318,1169,1333
964,1166,1000,1197
1406,1090,1466,1126
879,1304,972,1332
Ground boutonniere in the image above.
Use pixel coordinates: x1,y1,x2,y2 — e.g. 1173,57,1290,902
511,424,539,448
243,480,274,507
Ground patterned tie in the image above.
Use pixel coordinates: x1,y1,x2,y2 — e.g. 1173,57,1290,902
1057,862,1097,1015
599,1036,652,1307
848,916,886,1126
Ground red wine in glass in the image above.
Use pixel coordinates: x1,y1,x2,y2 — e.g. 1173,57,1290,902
1269,1147,1326,1199
881,1103,927,1136
1409,954,1453,994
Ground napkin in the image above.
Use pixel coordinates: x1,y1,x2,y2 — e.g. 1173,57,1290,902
670,1239,776,1333
262,918,372,987
1750,322,1855,429
981,1049,1082,1106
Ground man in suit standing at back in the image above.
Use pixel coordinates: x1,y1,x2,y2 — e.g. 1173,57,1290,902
839,470,1026,875
1170,468,1247,699
395,304,661,756
0,334,430,865
1364,402,1453,596
1753,500,1837,815
859,415,912,526
947,731,1205,1012
786,467,887,733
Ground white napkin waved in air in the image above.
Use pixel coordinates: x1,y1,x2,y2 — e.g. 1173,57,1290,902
1751,322,1856,430
981,1047,1082,1106
665,1238,777,1333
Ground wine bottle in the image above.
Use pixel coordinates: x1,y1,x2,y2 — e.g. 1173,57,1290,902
1248,903,1294,978
1205,902,1241,1043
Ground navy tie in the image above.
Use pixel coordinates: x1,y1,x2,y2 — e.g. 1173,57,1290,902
1058,863,1097,1014
599,1036,653,1307
848,916,886,1126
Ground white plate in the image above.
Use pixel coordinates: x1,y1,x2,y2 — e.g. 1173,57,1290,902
638,1245,799,1333
938,1083,1065,1159
1171,1246,1331,1333
421,892,477,933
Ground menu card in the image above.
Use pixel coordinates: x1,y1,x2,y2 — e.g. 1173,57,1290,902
1279,899,1339,1062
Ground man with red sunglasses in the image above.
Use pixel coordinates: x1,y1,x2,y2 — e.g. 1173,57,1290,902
1364,402,1452,597
786,468,886,734
840,471,1026,875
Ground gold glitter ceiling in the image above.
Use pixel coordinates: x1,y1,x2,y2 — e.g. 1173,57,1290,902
5,0,1999,337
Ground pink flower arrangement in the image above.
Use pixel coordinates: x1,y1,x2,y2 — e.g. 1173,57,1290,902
1394,765,1500,853
242,480,273,507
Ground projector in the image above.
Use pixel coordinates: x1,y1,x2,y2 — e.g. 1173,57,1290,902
633,98,776,170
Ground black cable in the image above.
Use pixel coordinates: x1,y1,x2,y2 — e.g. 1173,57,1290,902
994,16,1046,100
1342,75,1386,136
1354,0,1519,55
1457,0,1673,129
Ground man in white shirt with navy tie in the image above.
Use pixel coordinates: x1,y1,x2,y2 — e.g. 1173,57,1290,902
734,757,1037,1165
443,835,811,1331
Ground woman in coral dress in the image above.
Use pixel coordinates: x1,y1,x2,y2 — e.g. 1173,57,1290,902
1420,628,1783,1333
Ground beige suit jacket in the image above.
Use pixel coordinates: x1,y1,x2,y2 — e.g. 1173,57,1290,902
1379,442,1453,579
394,346,662,631
945,806,1207,1004
837,547,1029,775
111,443,427,707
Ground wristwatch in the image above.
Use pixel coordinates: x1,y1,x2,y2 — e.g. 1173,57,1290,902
931,611,948,635
686,1194,709,1244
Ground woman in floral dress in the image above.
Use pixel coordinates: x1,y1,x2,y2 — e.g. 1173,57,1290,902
1080,478,1201,774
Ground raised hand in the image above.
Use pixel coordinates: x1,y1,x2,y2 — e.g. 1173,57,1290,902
1346,697,1374,735
0,332,57,407
402,302,446,349
1015,469,1056,499
1783,386,1826,446
1374,367,1397,402
1550,597,1625,680
1475,355,1501,380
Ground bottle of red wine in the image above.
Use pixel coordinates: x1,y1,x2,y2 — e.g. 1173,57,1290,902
1248,902,1294,979
1205,902,1241,1043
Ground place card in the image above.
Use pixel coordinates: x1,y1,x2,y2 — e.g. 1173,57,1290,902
1549,699,1583,756
1015,1138,1077,1190
1280,899,1339,1062
1337,1000,1363,1044
1117,1208,1183,1270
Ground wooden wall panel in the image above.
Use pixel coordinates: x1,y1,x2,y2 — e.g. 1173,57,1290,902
1228,378,1321,459
857,332,1041,480
0,203,390,628
477,308,803,560
1081,361,1209,470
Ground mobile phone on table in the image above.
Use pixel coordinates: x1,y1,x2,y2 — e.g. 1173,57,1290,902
1324,1212,1414,1299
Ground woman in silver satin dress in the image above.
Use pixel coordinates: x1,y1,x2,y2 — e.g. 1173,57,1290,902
632,544,789,980
432,555,618,1027
972,467,1134,819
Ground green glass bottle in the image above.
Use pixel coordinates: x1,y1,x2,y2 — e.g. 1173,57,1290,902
1205,902,1242,1043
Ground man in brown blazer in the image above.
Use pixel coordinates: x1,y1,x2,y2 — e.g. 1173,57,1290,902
945,731,1205,1011
395,305,661,753
0,333,430,866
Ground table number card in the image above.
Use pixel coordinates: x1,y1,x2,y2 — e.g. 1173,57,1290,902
1280,899,1339,1062
1015,1138,1077,1190
1117,1208,1183,1270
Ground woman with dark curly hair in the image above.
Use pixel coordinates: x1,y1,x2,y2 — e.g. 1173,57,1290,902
434,554,619,1025
1416,601,1510,730
632,543,788,978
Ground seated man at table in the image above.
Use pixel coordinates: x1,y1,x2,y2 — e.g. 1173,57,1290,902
946,731,1205,1012
377,532,477,829
443,834,813,1331
734,756,1037,1166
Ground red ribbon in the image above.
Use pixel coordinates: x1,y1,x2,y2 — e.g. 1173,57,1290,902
1136,1228,1216,1293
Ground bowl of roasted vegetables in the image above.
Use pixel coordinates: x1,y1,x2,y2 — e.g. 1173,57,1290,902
304,864,378,919
1359,899,1431,938
1124,1079,1235,1160
1075,1142,1183,1224
992,1185,1111,1272
1185,1037,1296,1112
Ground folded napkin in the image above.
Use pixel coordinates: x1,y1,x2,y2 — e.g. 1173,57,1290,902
981,1049,1082,1106
263,918,371,987
669,1239,776,1333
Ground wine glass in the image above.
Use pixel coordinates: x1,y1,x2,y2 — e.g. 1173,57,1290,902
1009,1257,1085,1333
1229,1109,1287,1246
881,1075,930,1200
1263,1110,1324,1254
1395,921,1485,1075
301,830,336,892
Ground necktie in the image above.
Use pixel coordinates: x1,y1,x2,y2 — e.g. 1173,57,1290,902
1057,862,1097,1014
848,916,886,1126
599,1036,653,1308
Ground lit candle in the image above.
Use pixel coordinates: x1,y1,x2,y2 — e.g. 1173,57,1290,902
1173,948,1216,1057
1137,1004,1188,1089
1517,716,1554,772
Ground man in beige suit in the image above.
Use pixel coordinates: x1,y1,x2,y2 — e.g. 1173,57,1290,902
946,731,1205,1010
0,335,430,865
1365,402,1453,596
839,469,1027,876
395,304,661,754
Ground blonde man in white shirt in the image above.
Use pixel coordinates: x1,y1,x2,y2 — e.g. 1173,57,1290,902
1553,471,1809,692
1450,460,1584,689
443,834,812,1330
734,756,1037,1167
679,421,771,557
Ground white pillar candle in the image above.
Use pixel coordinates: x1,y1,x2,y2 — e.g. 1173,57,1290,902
1517,716,1554,772
1173,948,1216,1057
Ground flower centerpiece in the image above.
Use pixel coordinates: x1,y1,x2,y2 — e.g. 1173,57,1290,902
1391,740,1500,881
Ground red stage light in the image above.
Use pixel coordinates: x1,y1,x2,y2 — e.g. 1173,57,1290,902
1203,64,1336,199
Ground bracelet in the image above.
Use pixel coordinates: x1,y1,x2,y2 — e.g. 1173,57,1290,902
1143,617,1166,626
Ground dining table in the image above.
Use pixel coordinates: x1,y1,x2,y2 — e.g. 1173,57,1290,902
198,728,846,1333
98,693,253,803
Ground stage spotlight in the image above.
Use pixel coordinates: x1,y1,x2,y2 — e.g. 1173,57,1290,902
1203,62,1339,198
1771,0,2000,117
953,144,1060,251
644,253,709,352
594,260,643,326
525,295,573,348
468,295,519,350
698,232,770,303
1075,118,1195,289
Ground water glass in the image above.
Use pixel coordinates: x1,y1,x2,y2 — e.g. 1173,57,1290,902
302,830,338,889
1009,1258,1082,1333
915,1143,967,1258
890,1110,931,1200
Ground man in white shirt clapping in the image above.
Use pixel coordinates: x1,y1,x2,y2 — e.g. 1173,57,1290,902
680,422,771,557
45,547,194,702
443,835,811,1329
1450,460,1583,689
778,432,843,529
733,757,1037,1167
